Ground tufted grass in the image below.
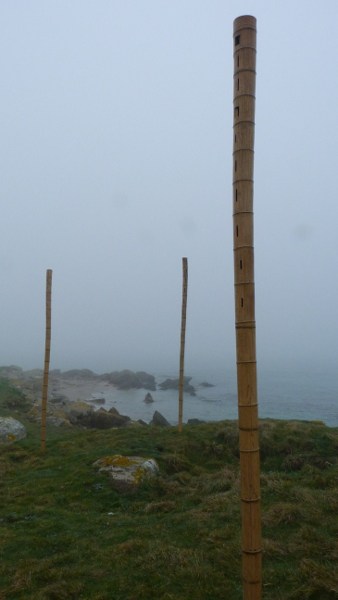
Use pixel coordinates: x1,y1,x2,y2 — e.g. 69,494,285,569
0,380,338,599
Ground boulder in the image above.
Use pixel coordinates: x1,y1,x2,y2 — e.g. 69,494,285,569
101,370,156,391
62,369,98,380
78,407,130,429
151,410,170,427
89,394,106,405
136,371,156,391
50,394,69,404
0,365,23,379
159,376,196,396
187,418,206,425
63,401,94,425
0,417,27,444
93,455,159,492
143,392,154,404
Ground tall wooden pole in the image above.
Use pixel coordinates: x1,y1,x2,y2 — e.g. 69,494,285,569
233,16,262,599
41,269,52,452
178,257,188,432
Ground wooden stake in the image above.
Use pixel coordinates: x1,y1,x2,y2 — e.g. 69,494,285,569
41,269,52,452
178,257,188,432
233,16,262,599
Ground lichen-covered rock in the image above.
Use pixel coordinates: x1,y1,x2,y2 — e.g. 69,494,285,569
0,417,27,444
93,455,159,491
63,401,94,425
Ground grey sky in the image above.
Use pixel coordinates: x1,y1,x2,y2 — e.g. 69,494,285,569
1,1,338,374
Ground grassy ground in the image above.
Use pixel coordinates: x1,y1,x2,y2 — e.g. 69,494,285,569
0,379,338,599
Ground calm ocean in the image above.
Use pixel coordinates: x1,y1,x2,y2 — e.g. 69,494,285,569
94,365,338,428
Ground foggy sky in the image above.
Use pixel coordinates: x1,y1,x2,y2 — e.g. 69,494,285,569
1,1,338,375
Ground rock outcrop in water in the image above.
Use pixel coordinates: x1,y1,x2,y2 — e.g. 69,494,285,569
144,392,154,403
101,370,156,391
62,369,99,380
159,376,196,396
150,411,170,427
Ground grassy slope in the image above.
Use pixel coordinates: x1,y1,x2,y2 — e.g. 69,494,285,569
0,379,338,600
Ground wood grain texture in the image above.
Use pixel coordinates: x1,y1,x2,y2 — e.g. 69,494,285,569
41,269,52,452
178,257,188,432
233,16,262,599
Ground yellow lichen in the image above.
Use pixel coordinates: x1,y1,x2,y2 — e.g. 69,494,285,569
99,455,138,468
134,466,145,483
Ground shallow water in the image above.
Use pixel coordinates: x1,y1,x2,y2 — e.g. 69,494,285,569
85,366,338,427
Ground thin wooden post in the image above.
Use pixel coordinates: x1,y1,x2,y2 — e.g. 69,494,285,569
233,16,262,599
178,257,188,432
41,269,52,452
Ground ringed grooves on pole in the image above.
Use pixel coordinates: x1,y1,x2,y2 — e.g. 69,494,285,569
233,16,262,599
41,269,52,452
178,257,188,432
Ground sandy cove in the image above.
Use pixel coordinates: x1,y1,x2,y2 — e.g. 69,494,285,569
51,377,116,403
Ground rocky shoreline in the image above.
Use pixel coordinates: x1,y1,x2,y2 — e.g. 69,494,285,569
0,366,212,430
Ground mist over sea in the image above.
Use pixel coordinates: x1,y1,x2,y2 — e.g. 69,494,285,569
91,364,338,427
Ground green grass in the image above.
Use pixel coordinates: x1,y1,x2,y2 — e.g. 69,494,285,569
1,379,338,599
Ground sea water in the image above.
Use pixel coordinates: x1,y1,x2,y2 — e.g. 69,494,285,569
92,365,338,427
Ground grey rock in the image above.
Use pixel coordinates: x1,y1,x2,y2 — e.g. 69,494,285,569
159,376,196,396
62,369,98,380
93,455,159,492
63,401,94,425
143,392,154,404
79,407,130,429
89,394,106,405
0,365,23,379
151,410,170,427
0,417,27,444
50,394,69,404
101,370,156,391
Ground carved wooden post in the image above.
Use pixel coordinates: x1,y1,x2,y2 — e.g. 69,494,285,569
41,269,52,452
178,257,188,432
233,16,262,599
